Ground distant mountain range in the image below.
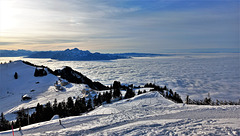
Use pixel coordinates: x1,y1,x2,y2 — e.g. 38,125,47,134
0,48,166,61
0,49,33,57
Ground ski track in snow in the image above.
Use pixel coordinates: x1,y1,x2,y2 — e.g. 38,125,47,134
1,92,239,136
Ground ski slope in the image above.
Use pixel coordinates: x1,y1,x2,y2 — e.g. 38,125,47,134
1,92,239,136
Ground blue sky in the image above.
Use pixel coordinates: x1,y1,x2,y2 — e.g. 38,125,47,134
0,0,239,53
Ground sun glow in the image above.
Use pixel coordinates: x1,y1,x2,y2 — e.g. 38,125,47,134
0,0,19,32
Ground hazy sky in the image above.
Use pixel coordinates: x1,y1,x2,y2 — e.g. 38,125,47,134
0,0,239,53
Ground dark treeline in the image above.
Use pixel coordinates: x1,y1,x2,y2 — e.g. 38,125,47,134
185,94,240,105
144,83,183,103
0,113,11,131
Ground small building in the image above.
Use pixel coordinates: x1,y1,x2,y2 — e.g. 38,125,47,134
85,93,92,99
60,79,69,86
22,94,32,101
55,84,63,90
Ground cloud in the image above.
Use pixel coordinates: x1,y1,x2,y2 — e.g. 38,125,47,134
0,0,238,53
0,42,20,45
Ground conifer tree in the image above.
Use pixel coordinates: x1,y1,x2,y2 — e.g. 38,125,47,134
36,103,43,122
61,101,67,117
0,112,10,131
186,95,190,104
137,90,142,95
43,101,53,121
102,92,106,102
57,102,63,117
97,93,103,105
74,96,82,115
110,90,113,99
14,72,18,79
34,68,39,77
16,108,28,127
93,96,98,107
87,98,93,111
113,88,121,98
169,89,173,97
163,85,167,90
81,98,87,113
53,99,58,114
124,88,135,99
113,81,121,89
67,97,74,116
106,91,111,103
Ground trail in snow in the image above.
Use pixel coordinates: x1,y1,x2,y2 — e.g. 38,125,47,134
1,92,239,136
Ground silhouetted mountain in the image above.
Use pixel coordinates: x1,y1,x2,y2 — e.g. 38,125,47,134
53,66,108,90
0,48,167,60
28,48,126,61
0,50,33,57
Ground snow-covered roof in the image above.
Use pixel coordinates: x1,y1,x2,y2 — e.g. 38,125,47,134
22,94,30,98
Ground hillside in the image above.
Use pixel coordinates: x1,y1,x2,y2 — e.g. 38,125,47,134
0,91,239,136
0,61,106,121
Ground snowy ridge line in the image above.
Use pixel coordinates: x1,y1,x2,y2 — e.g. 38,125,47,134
21,60,108,90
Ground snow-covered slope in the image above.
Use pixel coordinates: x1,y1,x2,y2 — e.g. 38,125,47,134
1,92,239,136
0,61,90,121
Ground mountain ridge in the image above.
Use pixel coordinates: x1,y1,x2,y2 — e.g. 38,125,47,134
0,48,166,60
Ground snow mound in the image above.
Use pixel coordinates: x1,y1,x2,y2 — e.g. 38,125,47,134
89,92,174,115
131,91,174,105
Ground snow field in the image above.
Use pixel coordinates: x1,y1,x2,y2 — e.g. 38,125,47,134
0,91,239,136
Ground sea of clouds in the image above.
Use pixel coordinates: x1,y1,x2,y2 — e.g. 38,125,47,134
1,53,239,101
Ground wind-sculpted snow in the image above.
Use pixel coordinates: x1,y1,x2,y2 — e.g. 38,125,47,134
0,92,239,136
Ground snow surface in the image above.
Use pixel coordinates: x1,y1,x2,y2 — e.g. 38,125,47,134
0,61,88,121
0,92,239,136
0,54,239,135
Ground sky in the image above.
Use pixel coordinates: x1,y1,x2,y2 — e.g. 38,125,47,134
0,0,239,53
